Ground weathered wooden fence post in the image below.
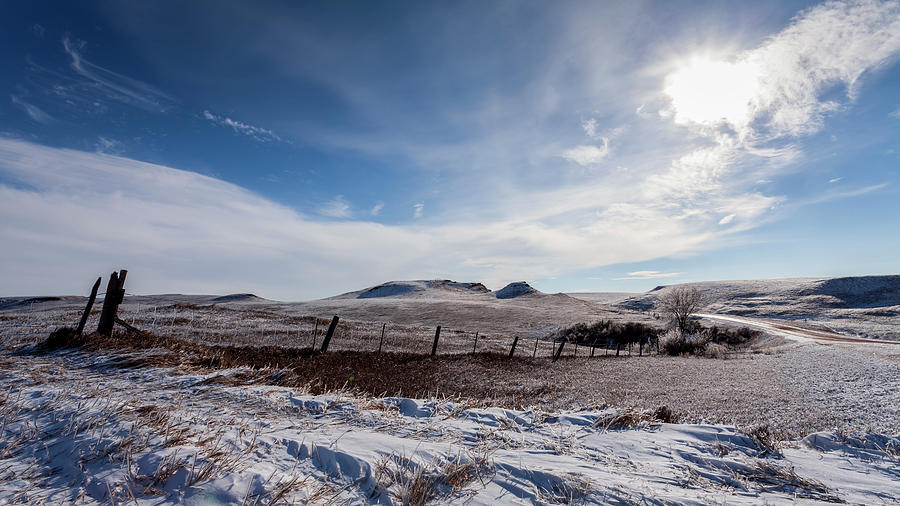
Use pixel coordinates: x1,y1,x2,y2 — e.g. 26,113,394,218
552,340,566,362
378,323,386,353
75,277,101,335
97,270,127,336
591,343,596,357
320,315,339,352
312,319,319,349
508,336,519,358
574,342,578,357
533,337,539,358
472,332,478,354
431,326,441,356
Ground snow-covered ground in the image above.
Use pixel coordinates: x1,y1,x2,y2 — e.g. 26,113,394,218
607,275,900,340
2,348,898,505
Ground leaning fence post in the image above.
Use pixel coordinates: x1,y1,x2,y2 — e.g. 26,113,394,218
75,277,101,335
378,323,386,353
431,326,441,356
97,269,127,336
508,336,519,358
312,319,319,350
472,332,478,354
533,337,539,358
552,340,566,362
320,315,339,352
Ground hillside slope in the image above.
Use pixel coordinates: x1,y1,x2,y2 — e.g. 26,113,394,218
612,275,900,340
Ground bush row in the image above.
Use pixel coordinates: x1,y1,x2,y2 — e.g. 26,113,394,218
552,320,762,358
552,320,659,356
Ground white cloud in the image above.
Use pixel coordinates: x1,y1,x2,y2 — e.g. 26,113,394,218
95,136,125,155
581,118,598,137
370,202,384,216
413,203,424,218
664,0,900,140
890,106,900,118
0,139,723,298
62,35,175,113
562,139,609,166
202,110,281,142
614,271,681,280
648,0,900,236
829,177,843,184
10,95,54,124
318,196,352,218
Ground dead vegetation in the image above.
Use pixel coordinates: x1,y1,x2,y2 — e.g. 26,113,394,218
22,323,890,437
594,406,679,431
740,461,842,503
374,450,494,505
741,423,783,457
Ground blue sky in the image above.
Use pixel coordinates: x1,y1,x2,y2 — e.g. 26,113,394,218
1,0,899,299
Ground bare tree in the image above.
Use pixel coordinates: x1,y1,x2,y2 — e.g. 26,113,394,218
657,286,706,335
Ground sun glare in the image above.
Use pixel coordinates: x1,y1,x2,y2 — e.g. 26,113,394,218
664,55,762,128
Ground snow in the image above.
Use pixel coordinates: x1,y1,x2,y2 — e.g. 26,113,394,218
333,280,492,300
495,282,538,299
612,275,900,340
1,348,897,504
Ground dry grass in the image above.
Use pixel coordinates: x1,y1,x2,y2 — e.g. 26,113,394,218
594,406,679,431
739,461,842,503
374,449,494,505
741,423,783,457
24,324,897,437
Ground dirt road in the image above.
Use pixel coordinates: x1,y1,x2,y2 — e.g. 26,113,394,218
698,313,900,345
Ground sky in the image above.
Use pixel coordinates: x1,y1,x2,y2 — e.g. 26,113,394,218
1,0,899,300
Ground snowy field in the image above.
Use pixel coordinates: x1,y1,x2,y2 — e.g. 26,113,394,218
2,275,899,504
2,347,898,505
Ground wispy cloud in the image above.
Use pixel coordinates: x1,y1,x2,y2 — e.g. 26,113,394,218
9,94,54,124
828,177,843,184
890,106,900,118
318,196,352,218
1,138,880,298
94,136,125,155
647,0,900,238
665,1,900,140
202,110,281,142
370,202,384,216
614,271,681,280
61,35,175,113
581,118,599,137
792,182,889,207
562,140,609,166
718,214,735,225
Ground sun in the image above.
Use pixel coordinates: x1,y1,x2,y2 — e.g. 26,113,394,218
664,55,762,129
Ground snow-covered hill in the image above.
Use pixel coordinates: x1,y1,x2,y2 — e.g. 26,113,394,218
610,275,900,340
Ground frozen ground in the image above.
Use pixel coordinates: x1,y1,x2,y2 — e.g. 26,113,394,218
0,280,655,352
2,347,898,505
602,275,900,340
2,276,899,504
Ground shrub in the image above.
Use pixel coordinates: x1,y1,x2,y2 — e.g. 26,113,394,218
553,320,660,356
660,331,709,356
702,342,728,359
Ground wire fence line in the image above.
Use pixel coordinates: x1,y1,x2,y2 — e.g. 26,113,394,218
1,298,590,358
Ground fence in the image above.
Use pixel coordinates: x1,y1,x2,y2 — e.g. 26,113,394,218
0,271,658,359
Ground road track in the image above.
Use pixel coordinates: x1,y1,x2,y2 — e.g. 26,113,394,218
697,313,900,345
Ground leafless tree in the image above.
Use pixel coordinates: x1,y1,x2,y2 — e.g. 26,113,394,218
657,286,706,335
